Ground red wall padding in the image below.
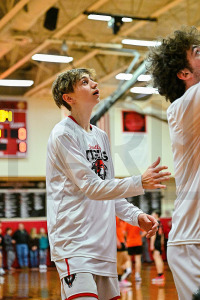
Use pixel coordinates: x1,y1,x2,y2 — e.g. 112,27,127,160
1,219,47,234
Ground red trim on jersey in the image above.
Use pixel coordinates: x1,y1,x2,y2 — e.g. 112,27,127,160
68,115,92,129
68,116,78,125
65,293,98,300
65,258,70,276
110,296,121,300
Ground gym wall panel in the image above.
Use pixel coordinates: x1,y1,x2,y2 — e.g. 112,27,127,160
109,104,174,177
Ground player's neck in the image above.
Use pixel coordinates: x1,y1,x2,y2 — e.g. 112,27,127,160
71,109,92,132
185,78,199,91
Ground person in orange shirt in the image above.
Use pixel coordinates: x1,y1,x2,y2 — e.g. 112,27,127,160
116,217,132,287
125,223,146,282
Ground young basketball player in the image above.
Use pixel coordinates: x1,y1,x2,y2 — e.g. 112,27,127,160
147,26,200,300
125,223,146,283
46,68,170,300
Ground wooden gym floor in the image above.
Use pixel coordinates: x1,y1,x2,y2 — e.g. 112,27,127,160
0,262,178,300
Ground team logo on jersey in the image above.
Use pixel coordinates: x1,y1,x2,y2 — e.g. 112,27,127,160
64,274,76,288
86,147,108,180
92,158,108,180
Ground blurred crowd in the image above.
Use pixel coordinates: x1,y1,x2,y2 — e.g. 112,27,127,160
0,222,49,275
116,211,172,288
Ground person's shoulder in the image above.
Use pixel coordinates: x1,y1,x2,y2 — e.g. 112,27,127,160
92,125,108,137
49,117,76,141
180,82,200,103
167,94,182,115
167,82,200,115
51,117,71,133
187,81,200,94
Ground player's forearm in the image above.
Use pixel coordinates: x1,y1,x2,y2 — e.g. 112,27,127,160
80,175,144,201
115,198,143,226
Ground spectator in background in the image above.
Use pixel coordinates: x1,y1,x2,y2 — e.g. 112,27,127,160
142,235,152,263
4,228,16,272
38,228,49,271
0,224,5,275
150,211,165,284
13,223,29,269
28,228,39,270
116,217,132,288
125,223,146,282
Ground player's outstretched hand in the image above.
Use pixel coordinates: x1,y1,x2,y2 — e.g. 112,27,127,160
138,214,158,238
142,157,171,189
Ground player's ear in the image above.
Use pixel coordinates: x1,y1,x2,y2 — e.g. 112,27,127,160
62,94,74,105
177,68,192,81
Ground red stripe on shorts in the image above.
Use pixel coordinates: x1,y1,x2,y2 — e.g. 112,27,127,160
65,258,70,276
110,297,121,300
65,293,98,300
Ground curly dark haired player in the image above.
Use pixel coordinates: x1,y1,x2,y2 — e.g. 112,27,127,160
147,26,200,300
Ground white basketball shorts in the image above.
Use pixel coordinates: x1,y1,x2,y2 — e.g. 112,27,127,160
60,272,120,300
168,244,200,300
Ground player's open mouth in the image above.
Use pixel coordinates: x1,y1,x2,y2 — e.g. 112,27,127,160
93,89,99,96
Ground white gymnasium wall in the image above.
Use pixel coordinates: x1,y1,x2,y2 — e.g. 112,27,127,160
147,115,174,175
109,102,176,216
0,96,61,177
109,103,174,177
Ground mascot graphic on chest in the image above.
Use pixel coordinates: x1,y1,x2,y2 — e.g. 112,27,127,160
92,159,107,180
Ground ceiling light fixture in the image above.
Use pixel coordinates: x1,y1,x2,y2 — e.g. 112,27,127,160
84,11,157,22
84,11,157,35
87,14,111,21
0,80,34,87
32,54,73,63
122,17,132,22
122,39,161,47
137,74,152,81
130,87,158,94
115,73,133,80
87,14,133,23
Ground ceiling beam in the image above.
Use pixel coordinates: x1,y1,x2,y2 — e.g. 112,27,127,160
11,0,58,31
1,0,185,100
0,42,14,59
24,0,184,97
0,0,30,31
0,0,58,62
112,0,184,41
47,39,123,49
0,0,109,79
